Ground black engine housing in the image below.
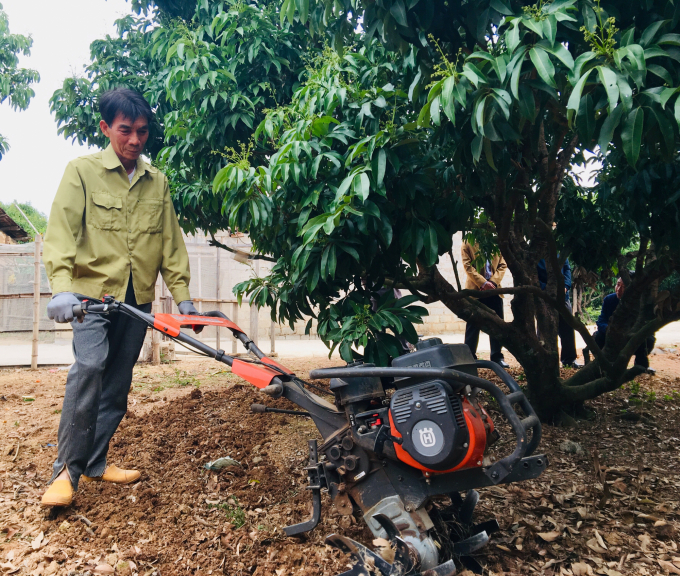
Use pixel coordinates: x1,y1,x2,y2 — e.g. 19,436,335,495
390,380,470,470
388,339,478,470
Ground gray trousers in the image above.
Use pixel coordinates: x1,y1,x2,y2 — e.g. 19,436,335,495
51,284,150,490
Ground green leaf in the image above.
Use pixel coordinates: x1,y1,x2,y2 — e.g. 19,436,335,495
544,0,577,13
390,0,409,27
491,89,511,119
567,68,594,125
441,76,457,123
529,47,556,88
658,33,680,46
338,243,360,262
648,63,673,85
522,17,544,38
306,264,320,292
287,0,296,24
353,172,370,201
379,215,393,247
296,0,309,24
674,95,680,130
393,294,421,308
576,94,595,143
328,244,337,279
617,74,633,111
640,19,668,48
660,86,680,108
483,138,497,171
506,20,520,52
471,133,483,163
280,0,290,26
423,224,438,265
372,148,386,187
626,45,646,73
474,95,488,134
598,103,623,155
462,62,488,87
417,100,432,127
510,48,527,99
542,14,557,47
539,41,574,70
490,0,513,15
621,108,644,167
493,55,507,83
469,51,495,63
621,27,635,47
597,66,619,111
430,95,441,125
518,83,536,119
651,107,675,156
571,51,595,82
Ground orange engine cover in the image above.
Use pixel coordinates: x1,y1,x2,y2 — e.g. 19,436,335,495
389,397,489,474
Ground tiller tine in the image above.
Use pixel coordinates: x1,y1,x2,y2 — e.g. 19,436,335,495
327,515,457,576
451,531,489,556
470,518,500,536
451,531,489,575
458,556,485,575
420,560,457,576
335,564,374,576
372,514,414,576
372,513,401,540
325,534,393,576
458,490,479,526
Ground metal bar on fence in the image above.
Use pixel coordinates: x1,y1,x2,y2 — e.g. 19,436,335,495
0,292,52,300
216,244,221,350
250,259,259,346
31,235,42,369
232,302,239,355
270,319,275,355
152,278,161,365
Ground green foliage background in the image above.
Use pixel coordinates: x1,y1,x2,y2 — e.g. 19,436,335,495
0,1,40,160
50,0,680,408
0,201,48,241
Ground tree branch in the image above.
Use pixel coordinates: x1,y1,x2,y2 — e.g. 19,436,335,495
535,218,610,369
448,250,463,292
562,364,647,402
635,238,650,275
208,234,278,262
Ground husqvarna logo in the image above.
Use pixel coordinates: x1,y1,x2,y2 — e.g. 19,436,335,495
412,420,444,456
419,427,437,448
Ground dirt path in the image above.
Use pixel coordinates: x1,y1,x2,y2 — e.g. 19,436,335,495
1,357,680,575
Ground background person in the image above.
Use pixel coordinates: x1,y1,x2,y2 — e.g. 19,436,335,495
536,258,581,369
589,273,655,374
41,88,202,507
461,240,509,368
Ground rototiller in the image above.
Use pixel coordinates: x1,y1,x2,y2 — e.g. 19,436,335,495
74,296,547,575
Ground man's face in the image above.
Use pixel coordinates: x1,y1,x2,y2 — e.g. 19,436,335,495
615,277,625,299
99,113,149,166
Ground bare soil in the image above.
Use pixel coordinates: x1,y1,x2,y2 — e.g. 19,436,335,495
1,355,679,576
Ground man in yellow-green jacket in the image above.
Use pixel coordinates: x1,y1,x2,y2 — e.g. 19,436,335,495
41,88,200,507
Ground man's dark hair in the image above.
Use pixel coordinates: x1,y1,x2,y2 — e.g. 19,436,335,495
99,88,153,126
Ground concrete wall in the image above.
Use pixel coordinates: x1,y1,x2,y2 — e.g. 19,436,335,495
200,231,514,340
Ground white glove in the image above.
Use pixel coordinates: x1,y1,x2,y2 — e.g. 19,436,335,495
47,292,81,323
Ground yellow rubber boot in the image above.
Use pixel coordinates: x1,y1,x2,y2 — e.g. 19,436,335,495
41,479,73,507
83,465,140,484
